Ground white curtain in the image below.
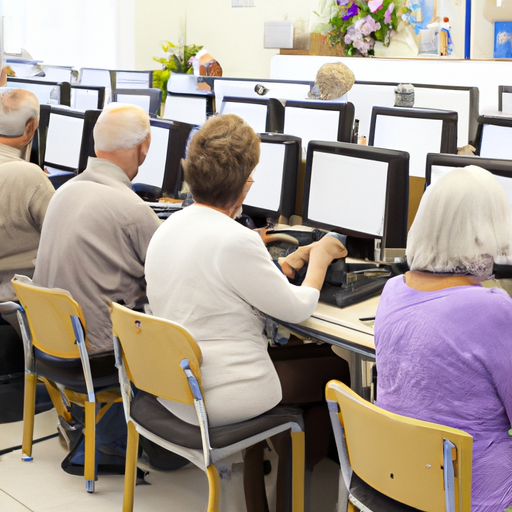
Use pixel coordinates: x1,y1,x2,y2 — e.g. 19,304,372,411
3,0,134,70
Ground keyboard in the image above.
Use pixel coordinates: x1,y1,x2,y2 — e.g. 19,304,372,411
147,201,183,220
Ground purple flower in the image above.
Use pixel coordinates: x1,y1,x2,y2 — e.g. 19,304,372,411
358,14,381,35
342,2,359,20
337,0,350,5
384,2,394,24
368,0,384,12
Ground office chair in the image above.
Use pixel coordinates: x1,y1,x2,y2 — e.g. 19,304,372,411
325,380,473,512
112,88,162,117
10,276,121,493
110,302,306,512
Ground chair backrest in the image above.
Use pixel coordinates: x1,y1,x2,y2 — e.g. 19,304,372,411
110,303,203,405
326,380,472,512
11,276,86,359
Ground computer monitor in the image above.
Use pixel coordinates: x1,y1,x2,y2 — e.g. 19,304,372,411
219,97,284,134
111,70,153,89
132,118,196,199
369,106,458,178
242,133,301,223
164,93,209,126
476,115,512,159
6,77,71,106
71,85,105,110
213,77,315,112
42,107,101,173
112,88,162,117
283,100,355,159
498,85,512,114
302,141,409,262
425,153,512,210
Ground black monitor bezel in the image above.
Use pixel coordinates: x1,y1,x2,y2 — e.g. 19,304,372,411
283,100,355,143
425,152,512,185
242,132,301,221
131,118,196,199
70,84,106,109
220,96,284,133
6,76,71,106
302,141,409,259
42,107,87,172
475,115,512,156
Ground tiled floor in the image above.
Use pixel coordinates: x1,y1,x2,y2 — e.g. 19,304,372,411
0,410,340,512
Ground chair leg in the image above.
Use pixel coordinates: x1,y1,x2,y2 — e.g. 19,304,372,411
347,501,358,512
84,400,96,493
123,421,139,512
41,378,74,423
291,430,305,512
206,463,221,512
21,371,37,461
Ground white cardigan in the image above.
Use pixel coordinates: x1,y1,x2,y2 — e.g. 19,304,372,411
145,204,319,427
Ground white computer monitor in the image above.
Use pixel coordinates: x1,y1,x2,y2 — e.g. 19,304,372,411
283,100,355,159
370,106,458,178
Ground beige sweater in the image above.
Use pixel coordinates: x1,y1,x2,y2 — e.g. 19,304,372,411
0,144,55,299
34,157,161,353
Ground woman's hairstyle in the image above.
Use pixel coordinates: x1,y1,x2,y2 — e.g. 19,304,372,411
0,89,39,137
182,114,260,210
407,165,512,276
93,103,150,152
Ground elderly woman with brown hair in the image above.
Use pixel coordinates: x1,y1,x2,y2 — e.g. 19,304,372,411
145,113,348,511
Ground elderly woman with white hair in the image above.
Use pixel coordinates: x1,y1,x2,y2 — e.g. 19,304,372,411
375,165,512,511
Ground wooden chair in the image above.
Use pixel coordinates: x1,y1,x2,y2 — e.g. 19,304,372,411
110,302,306,512
325,380,473,512
11,275,120,493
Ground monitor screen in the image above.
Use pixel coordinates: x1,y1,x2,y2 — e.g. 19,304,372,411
114,70,152,89
164,93,208,126
43,108,85,172
220,97,270,134
243,133,301,222
133,119,196,199
425,153,512,213
369,106,458,178
477,116,512,159
6,78,63,105
115,93,151,112
283,100,355,159
302,141,409,261
134,122,171,189
71,85,105,110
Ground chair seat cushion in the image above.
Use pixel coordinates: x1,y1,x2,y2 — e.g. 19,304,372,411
350,472,423,512
131,390,303,450
34,347,119,393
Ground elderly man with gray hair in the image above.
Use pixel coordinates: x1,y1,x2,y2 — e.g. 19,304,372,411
33,103,161,354
0,89,54,300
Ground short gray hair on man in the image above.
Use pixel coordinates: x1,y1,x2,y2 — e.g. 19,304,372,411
407,165,512,277
93,103,150,152
0,89,40,137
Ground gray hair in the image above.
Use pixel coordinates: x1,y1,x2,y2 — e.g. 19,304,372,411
93,103,150,152
0,89,40,136
407,165,512,277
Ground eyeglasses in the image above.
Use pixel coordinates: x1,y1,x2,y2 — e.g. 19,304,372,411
246,176,255,186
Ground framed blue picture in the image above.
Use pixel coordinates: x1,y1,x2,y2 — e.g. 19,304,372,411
494,21,512,58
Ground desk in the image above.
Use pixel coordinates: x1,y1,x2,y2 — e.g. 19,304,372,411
279,296,379,401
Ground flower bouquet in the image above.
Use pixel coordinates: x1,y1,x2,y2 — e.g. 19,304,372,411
326,0,411,56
